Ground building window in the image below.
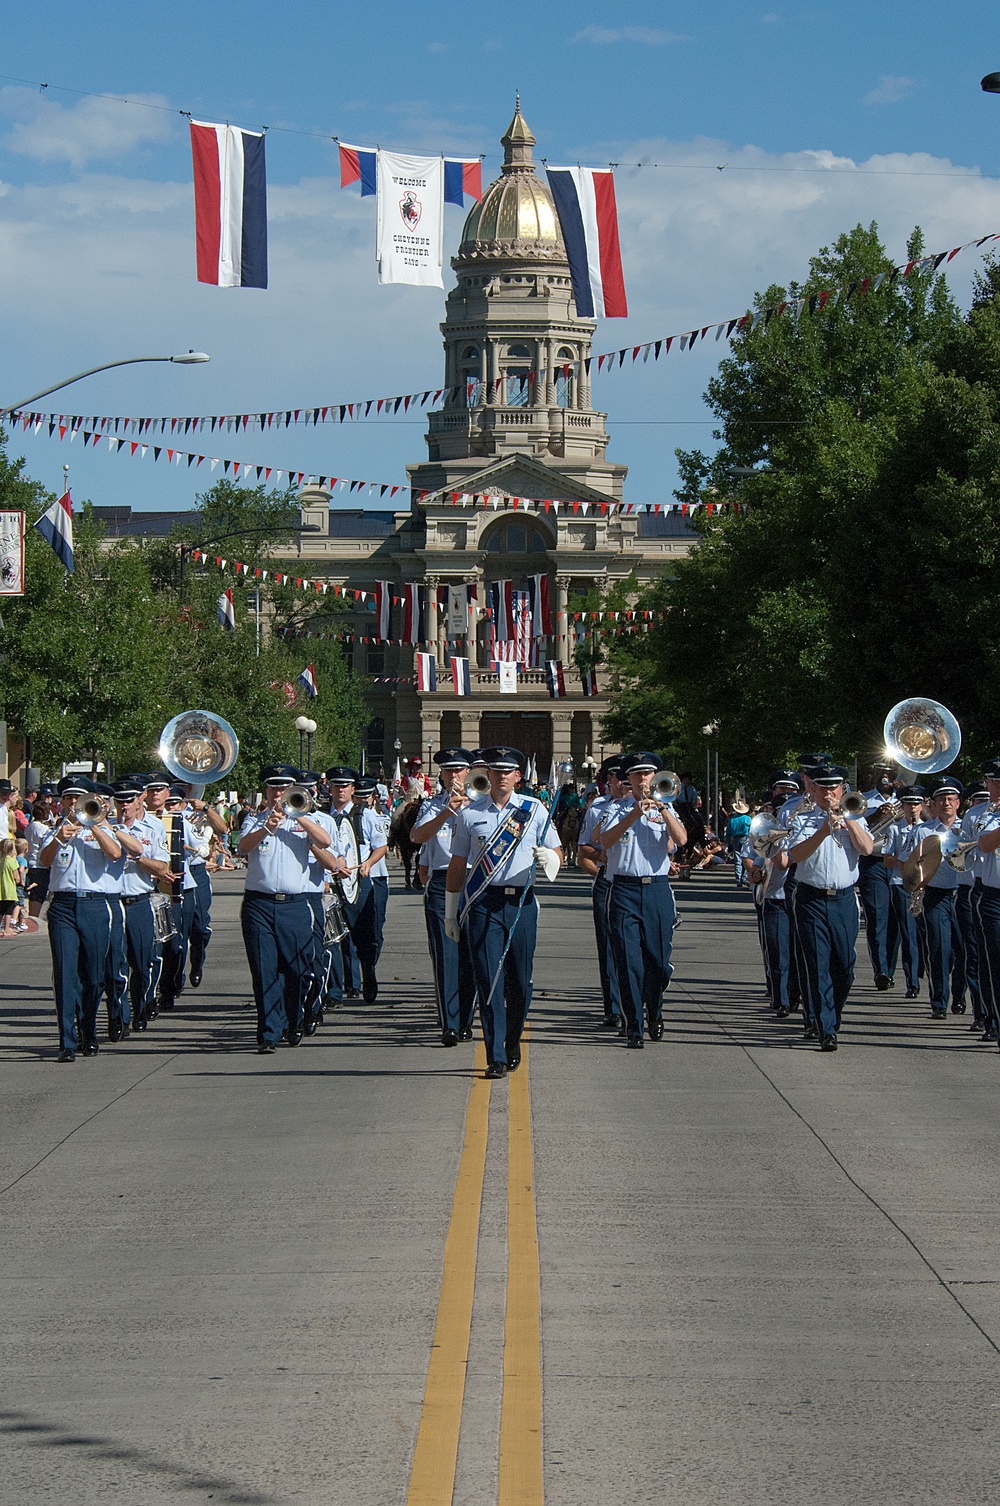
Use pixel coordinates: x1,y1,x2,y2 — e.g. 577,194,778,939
505,343,532,408
367,645,385,675
555,346,575,409
482,521,550,554
365,716,385,763
461,344,481,407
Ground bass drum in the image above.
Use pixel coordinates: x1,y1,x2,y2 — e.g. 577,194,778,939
339,820,360,907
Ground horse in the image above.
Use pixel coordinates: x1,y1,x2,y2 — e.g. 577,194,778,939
556,804,582,868
389,794,425,889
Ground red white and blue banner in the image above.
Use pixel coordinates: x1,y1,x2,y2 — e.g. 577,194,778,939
580,667,598,697
545,166,627,319
297,663,318,699
450,656,471,697
416,651,436,692
403,583,426,645
529,572,552,637
0,511,25,595
545,661,566,699
35,490,73,573
374,580,391,641
444,158,483,206
217,587,236,632
190,120,267,289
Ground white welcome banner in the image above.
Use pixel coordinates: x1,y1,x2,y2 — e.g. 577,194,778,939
376,151,444,287
0,511,24,595
447,583,469,636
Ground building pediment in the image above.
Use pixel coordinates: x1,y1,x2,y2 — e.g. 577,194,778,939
423,452,617,508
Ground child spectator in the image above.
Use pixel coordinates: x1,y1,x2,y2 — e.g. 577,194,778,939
0,837,22,934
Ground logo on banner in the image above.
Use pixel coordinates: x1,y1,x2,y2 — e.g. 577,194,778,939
400,191,422,229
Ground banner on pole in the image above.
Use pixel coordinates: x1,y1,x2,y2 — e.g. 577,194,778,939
376,151,444,287
447,583,469,637
0,511,25,595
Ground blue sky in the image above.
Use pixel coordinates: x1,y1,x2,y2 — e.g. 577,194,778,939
2,1,1000,512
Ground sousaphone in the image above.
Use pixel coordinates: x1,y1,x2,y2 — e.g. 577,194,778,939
158,710,240,784
883,698,961,777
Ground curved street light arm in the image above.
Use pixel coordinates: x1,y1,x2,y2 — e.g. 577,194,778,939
2,352,210,416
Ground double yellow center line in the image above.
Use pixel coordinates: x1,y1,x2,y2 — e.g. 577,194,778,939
406,1035,544,1505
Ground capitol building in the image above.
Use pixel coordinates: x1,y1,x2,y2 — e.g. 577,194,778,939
98,105,696,776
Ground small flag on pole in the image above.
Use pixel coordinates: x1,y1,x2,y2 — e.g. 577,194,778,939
298,663,318,699
416,651,437,692
35,490,74,573
450,656,471,696
217,587,236,632
545,660,566,699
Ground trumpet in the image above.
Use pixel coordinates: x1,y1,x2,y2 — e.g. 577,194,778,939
651,770,681,803
280,785,314,818
72,794,108,829
829,791,868,827
469,771,491,795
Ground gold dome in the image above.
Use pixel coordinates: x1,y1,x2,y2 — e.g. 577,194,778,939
456,102,566,264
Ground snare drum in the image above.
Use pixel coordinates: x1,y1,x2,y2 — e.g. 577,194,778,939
323,891,350,945
151,893,176,943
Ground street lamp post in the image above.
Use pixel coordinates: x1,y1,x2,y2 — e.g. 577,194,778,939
2,352,210,415
294,716,317,769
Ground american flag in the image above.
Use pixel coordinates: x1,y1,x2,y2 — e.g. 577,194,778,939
491,591,538,668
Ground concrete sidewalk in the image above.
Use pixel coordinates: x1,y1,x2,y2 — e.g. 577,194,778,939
2,865,999,1504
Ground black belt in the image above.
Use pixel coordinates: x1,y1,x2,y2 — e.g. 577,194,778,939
51,890,111,901
245,890,309,903
122,893,152,907
797,882,855,898
614,874,671,885
483,885,534,901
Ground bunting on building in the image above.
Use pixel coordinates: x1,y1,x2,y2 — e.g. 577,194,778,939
402,583,426,644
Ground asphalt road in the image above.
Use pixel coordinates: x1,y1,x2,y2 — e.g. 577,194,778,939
2,864,1000,1505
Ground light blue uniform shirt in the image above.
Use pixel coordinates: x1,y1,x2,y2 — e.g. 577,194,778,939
742,833,788,899
364,807,391,878
299,809,339,894
957,801,991,884
26,817,56,865
579,796,611,849
43,822,119,893
776,791,811,830
328,802,381,863
911,818,961,891
602,796,674,879
113,814,170,897
452,794,558,888
411,791,460,873
963,802,1000,888
787,808,869,890
881,819,921,887
241,810,322,895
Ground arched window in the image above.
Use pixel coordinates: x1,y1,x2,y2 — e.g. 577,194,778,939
482,520,551,554
505,343,533,408
555,346,575,409
461,344,481,407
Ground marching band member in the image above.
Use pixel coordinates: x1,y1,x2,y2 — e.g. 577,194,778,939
91,780,133,1039
180,783,228,989
292,769,341,1034
353,777,391,1002
858,764,901,990
40,774,123,1062
778,763,873,1052
576,755,625,1031
238,764,332,1053
107,776,171,1034
968,759,1000,1044
956,782,988,1031
324,766,385,1002
908,775,966,1019
446,746,561,1078
600,752,688,1049
881,787,925,999
156,785,206,1010
411,747,477,1045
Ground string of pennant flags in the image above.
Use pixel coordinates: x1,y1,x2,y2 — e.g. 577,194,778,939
9,229,997,447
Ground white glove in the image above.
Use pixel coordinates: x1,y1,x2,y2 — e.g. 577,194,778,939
444,887,462,943
533,844,561,882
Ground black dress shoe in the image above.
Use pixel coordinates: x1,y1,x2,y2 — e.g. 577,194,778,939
931,1006,947,1019
441,1029,459,1046
345,988,362,1000
257,1041,277,1054
905,986,919,999
485,1060,507,1079
820,1033,838,1052
647,1018,664,1041
600,1014,619,1029
82,1038,100,1057
286,1028,303,1046
951,1001,967,1014
505,1040,521,1070
362,977,379,1002
625,1035,644,1049
458,1027,473,1041
617,1019,627,1037
57,1048,76,1063
304,1018,318,1036
189,969,203,988
775,1006,790,1019
148,1003,159,1020
803,1024,818,1040
133,1015,147,1032
108,1021,124,1043
875,974,891,991
981,1029,998,1042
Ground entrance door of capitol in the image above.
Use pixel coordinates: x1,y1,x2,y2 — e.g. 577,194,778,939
478,712,552,769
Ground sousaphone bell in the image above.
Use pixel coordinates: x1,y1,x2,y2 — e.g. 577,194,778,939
158,710,240,784
883,698,961,777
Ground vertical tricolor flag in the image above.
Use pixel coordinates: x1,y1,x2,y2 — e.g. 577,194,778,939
416,651,437,692
529,572,552,638
545,660,566,699
489,579,514,640
403,583,426,645
581,667,599,697
35,490,74,573
373,580,391,640
339,144,378,196
545,166,627,318
190,121,267,288
444,158,483,206
298,664,318,699
217,587,236,632
450,656,472,696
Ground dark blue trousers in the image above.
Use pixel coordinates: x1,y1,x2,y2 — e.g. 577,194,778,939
241,891,314,1045
465,887,538,1065
353,875,387,982
609,876,675,1040
785,875,813,1026
424,872,476,1034
955,886,982,1020
304,893,332,1023
762,897,793,1012
971,882,1000,1033
888,882,920,991
592,873,620,1019
48,892,112,1052
857,854,899,981
123,897,156,1027
160,889,195,1003
188,864,213,978
792,884,859,1039
920,887,965,1011
104,896,129,1028
340,930,362,992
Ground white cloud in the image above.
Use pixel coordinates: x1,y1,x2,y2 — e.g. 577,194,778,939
0,87,177,169
574,25,687,45
864,75,916,106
